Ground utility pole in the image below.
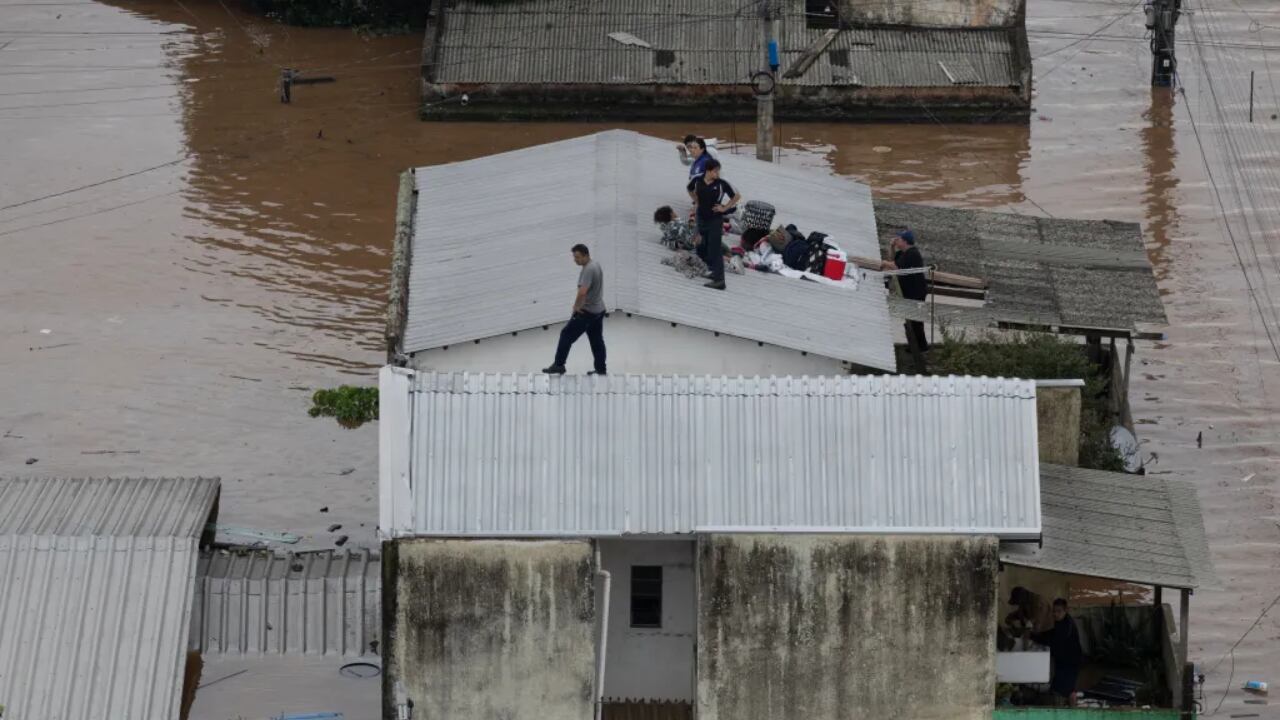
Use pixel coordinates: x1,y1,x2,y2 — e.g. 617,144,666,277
755,0,779,162
1147,0,1181,87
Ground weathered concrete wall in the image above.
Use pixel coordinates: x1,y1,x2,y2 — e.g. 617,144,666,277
698,534,998,720
598,539,696,702
836,0,1024,28
422,82,1031,123
383,539,596,720
409,312,850,377
1036,386,1082,466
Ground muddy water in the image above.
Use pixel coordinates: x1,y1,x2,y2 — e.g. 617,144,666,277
0,0,1276,710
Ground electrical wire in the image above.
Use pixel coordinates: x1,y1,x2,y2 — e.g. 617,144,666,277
0,156,185,212
1034,0,1143,82
913,98,1055,219
1174,78,1280,364
1188,0,1280,328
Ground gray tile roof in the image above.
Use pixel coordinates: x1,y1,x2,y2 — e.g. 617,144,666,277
0,477,220,720
380,369,1042,540
406,129,896,371
1001,464,1218,590
433,0,1021,89
875,200,1168,335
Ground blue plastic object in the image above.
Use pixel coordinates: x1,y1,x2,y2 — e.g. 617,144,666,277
767,40,780,71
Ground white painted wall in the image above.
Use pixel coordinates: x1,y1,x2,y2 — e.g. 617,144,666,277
409,313,850,377
597,539,697,703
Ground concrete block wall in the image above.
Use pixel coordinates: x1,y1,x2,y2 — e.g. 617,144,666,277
836,0,1024,28
697,534,999,720
382,539,597,720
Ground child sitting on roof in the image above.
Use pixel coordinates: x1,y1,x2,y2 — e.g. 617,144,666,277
654,205,695,251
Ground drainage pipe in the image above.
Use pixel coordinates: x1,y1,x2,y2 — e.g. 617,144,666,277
594,543,612,720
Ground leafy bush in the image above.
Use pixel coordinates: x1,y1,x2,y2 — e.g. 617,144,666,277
925,328,1125,472
248,0,422,29
309,386,378,428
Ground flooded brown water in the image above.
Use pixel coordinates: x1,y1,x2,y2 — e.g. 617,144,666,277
1,0,1277,711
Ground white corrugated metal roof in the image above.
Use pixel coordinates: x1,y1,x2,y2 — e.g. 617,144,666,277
406,129,896,371
0,476,219,537
379,368,1041,540
1001,465,1218,590
191,549,380,657
0,477,219,720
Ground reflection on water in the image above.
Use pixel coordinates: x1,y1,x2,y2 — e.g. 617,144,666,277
1141,88,1179,283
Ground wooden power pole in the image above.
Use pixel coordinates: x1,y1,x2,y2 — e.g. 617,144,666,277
755,0,779,161
1148,0,1181,87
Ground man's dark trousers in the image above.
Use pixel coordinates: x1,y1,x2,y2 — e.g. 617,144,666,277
696,217,725,282
554,310,607,373
905,320,929,352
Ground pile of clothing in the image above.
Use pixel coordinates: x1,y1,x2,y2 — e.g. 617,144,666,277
736,224,841,275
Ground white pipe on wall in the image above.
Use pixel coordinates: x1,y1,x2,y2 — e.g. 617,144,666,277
594,544,612,720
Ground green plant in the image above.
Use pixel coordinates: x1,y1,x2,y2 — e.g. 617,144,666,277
926,327,1125,472
247,0,423,29
309,385,378,428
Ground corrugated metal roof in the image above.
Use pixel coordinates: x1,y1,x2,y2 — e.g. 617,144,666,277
0,476,219,537
1001,464,1219,590
191,549,380,657
406,129,896,371
875,200,1168,335
0,477,219,720
433,0,1019,88
379,368,1041,540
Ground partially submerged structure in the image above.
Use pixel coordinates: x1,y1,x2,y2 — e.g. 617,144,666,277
388,129,898,374
377,370,1218,717
420,0,1032,121
380,368,1041,720
875,200,1168,341
0,476,220,720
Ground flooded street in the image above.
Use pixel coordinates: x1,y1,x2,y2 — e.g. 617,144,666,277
1,0,1277,712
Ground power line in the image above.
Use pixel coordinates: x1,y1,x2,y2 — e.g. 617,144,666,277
913,98,1056,219
0,91,177,111
0,157,185,212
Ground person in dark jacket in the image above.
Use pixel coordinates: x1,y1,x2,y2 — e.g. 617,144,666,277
883,229,929,352
686,159,741,290
1028,598,1084,707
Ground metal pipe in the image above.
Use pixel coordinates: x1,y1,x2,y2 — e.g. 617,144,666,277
594,544,612,720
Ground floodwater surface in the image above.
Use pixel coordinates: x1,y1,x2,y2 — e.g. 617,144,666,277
1,0,1277,713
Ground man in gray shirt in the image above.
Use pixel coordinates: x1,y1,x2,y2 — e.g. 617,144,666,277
543,244,607,375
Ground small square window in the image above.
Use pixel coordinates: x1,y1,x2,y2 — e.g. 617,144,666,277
630,566,663,628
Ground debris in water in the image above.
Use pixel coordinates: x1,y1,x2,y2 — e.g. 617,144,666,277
39,329,51,334
1197,431,1202,448
1038,115,1053,122
328,523,342,532
211,523,299,544
1242,473,1256,483
319,506,329,513
334,535,349,547
872,146,892,153
338,467,355,475
25,458,37,465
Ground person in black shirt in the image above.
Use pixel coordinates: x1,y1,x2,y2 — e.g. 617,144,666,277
686,159,741,290
1028,598,1084,707
884,229,929,352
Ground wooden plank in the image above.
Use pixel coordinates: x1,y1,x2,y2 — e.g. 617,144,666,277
849,256,988,289
782,28,840,79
